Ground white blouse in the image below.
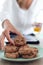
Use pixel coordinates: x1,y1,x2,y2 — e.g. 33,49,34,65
0,0,41,35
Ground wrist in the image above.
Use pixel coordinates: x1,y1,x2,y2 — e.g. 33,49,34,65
2,21,5,28
2,19,10,29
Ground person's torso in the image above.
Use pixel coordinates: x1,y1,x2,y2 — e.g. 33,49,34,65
3,0,37,34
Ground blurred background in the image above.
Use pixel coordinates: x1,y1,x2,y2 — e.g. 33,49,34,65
0,0,43,40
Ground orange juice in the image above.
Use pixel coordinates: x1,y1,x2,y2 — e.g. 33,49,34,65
34,27,41,32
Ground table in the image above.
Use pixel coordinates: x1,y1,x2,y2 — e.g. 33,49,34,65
0,58,43,65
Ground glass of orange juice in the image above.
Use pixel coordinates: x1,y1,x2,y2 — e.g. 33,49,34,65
34,23,42,32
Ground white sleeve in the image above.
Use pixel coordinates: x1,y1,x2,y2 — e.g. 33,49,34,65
33,0,43,23
0,12,11,24
0,0,12,25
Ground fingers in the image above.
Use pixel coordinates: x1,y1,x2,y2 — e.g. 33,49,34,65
0,33,5,50
11,28,25,40
4,30,15,45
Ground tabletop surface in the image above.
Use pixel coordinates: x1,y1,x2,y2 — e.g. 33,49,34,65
0,58,43,65
0,39,43,65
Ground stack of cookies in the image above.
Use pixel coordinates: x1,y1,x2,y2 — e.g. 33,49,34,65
4,35,38,59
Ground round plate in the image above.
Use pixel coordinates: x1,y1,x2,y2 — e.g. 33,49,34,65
0,45,43,62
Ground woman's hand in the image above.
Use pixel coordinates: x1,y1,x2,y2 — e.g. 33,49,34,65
3,19,24,44
0,19,24,50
